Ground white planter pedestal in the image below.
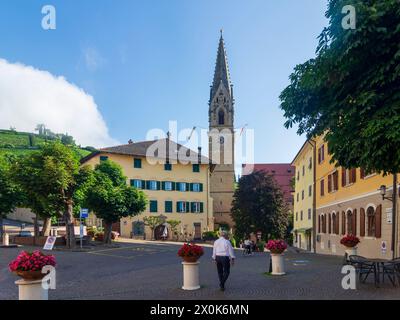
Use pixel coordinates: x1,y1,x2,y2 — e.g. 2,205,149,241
15,279,48,300
271,253,286,275
2,233,9,246
182,261,200,290
345,247,357,257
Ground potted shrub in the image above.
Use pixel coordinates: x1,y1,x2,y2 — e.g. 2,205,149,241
265,240,287,275
177,243,204,263
86,226,97,239
94,232,104,242
340,235,360,256
9,250,56,281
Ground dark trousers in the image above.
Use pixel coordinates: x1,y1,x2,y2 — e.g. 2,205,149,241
216,256,231,288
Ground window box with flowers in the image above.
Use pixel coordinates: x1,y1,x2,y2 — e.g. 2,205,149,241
265,240,287,275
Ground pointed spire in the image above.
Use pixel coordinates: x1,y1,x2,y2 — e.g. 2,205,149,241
210,30,232,100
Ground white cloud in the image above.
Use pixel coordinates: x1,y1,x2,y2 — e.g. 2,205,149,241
0,58,118,148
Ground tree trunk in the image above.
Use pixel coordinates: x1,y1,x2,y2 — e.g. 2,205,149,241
392,173,398,259
104,221,113,245
151,227,155,240
0,216,3,243
41,217,52,236
63,199,76,248
33,215,40,246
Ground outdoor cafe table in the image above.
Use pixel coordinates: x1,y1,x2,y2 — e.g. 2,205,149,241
366,258,390,286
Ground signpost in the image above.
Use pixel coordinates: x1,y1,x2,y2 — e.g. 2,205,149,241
79,209,89,249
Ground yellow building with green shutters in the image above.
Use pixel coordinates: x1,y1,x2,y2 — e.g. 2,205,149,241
315,134,399,258
81,138,214,240
292,140,315,252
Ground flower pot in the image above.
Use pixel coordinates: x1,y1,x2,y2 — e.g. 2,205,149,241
14,270,46,281
271,253,286,275
182,256,199,263
345,246,357,257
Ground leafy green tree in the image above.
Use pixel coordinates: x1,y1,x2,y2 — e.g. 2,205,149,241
143,216,163,240
12,142,93,247
279,0,400,254
166,219,181,241
0,154,23,239
85,160,147,244
60,134,75,146
231,171,289,241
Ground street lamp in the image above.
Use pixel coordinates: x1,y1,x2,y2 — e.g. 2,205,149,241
380,185,400,201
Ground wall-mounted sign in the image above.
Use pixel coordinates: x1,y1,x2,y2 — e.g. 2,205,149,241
381,241,387,255
386,208,392,224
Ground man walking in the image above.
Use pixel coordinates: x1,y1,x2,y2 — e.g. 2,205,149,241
212,230,235,291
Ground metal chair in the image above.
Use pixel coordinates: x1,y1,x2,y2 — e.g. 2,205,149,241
381,261,397,287
348,255,377,285
388,258,400,285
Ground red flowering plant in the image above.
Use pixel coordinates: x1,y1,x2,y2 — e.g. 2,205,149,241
340,235,360,248
9,250,56,273
265,240,287,254
177,243,204,261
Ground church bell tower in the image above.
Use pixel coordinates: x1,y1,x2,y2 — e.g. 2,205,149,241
208,31,235,230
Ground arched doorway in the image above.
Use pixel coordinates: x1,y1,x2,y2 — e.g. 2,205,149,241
154,224,168,240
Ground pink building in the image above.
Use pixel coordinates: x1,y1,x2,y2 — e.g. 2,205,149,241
242,163,295,206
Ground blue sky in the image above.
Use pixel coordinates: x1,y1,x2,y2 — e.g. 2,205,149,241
0,0,328,163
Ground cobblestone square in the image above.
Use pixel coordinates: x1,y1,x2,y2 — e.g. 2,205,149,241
1,241,399,300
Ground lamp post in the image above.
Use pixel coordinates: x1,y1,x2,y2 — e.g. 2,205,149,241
380,175,398,259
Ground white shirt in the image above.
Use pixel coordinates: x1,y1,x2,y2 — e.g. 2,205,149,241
212,237,236,259
244,239,251,246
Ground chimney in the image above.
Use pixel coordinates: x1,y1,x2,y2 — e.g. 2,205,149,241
198,147,202,164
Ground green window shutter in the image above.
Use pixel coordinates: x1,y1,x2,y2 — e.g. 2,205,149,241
186,202,190,213
189,183,193,192
190,202,194,213
200,183,203,192
192,164,200,172
165,201,172,213
100,156,108,162
134,158,142,168
185,183,189,192
176,202,180,212
172,182,176,191
130,180,134,187
157,181,161,190
161,181,165,190
200,202,204,213
146,181,150,190
150,200,157,213
141,180,146,189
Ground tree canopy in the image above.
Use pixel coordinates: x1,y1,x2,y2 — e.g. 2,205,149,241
280,0,400,175
231,171,289,241
86,160,147,243
12,142,93,243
